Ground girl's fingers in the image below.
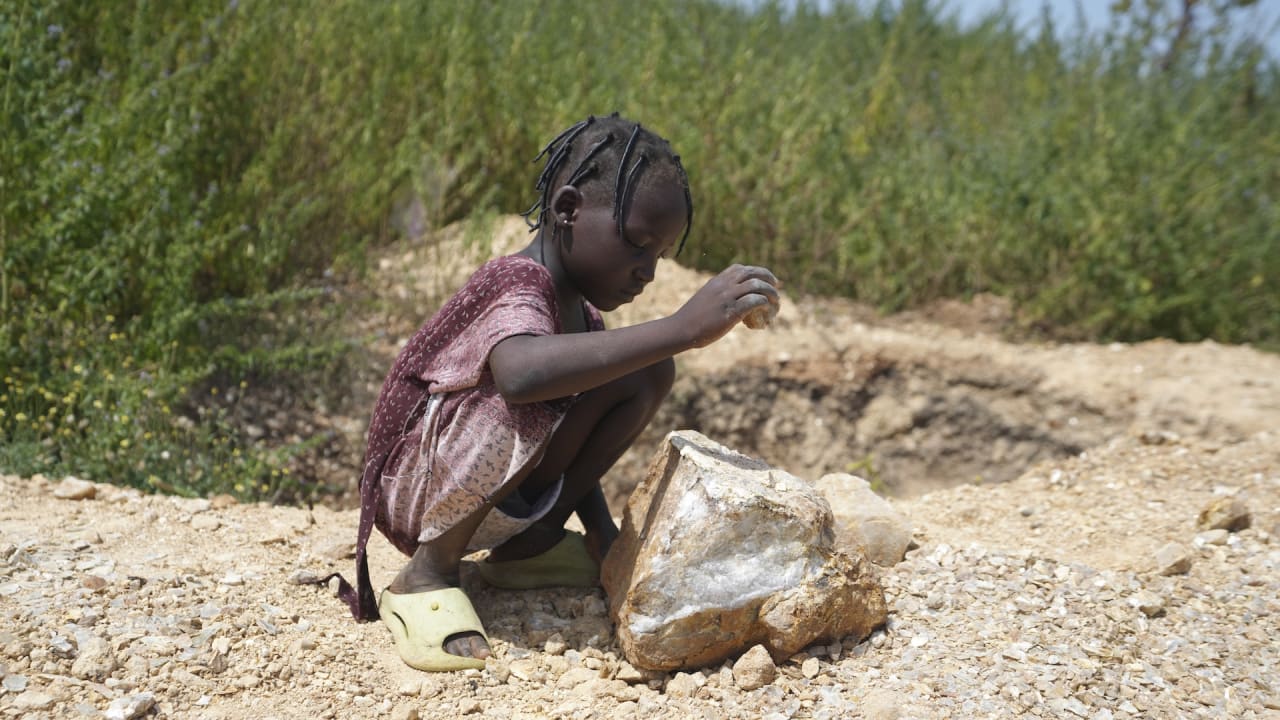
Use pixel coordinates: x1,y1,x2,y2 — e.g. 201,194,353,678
737,265,780,289
741,277,781,304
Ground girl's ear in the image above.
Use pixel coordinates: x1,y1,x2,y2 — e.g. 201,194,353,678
549,185,584,225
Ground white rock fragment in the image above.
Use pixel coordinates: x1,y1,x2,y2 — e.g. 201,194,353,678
732,645,777,690
390,703,420,720
105,693,155,720
11,690,56,711
1154,542,1192,576
1197,497,1250,532
1129,591,1166,618
814,473,914,566
52,476,96,500
70,635,118,681
190,515,221,532
664,672,701,697
1194,529,1229,547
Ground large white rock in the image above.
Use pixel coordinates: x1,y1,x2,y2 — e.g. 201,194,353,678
814,473,913,566
601,431,887,671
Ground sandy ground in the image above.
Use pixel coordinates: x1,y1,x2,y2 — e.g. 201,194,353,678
2,217,1279,719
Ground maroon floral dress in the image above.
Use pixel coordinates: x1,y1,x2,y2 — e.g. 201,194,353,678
334,255,604,621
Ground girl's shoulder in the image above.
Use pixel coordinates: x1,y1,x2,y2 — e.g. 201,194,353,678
470,254,551,288
450,254,556,310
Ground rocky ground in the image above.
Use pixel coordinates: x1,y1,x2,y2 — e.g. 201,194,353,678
2,218,1279,719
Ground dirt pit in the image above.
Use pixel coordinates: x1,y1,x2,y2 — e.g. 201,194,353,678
248,215,1280,511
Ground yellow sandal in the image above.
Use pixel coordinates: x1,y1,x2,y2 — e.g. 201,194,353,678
378,587,488,671
477,531,600,590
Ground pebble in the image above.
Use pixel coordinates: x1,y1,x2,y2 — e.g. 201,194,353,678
1197,497,1251,532
801,657,821,678
390,703,420,720
191,515,222,532
665,672,701,697
12,690,56,711
52,476,96,500
1154,542,1192,575
544,633,568,655
1194,529,1229,547
733,645,777,690
1129,591,1166,618
71,635,118,680
105,693,155,720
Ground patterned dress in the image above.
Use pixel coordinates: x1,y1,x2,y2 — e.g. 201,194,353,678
336,254,604,620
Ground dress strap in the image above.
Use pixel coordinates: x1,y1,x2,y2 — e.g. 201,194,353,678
311,469,381,621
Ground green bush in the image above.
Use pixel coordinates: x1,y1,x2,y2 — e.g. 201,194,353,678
2,0,1276,498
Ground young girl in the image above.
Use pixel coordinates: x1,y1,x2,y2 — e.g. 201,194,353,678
332,113,780,672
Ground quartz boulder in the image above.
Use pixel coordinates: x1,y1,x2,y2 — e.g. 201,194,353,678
601,431,887,671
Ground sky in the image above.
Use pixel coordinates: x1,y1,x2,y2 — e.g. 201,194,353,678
951,0,1280,59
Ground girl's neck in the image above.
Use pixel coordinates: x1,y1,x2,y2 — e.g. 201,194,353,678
519,230,586,332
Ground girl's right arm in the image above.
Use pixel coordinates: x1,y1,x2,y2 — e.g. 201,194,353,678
489,264,780,404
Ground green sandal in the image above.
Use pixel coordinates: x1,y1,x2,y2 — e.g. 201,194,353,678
478,531,600,589
378,587,488,672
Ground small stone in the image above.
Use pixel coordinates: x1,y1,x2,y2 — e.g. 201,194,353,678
815,472,913,566
1196,497,1250,532
398,679,421,697
801,656,821,678
209,494,237,510
1129,591,1166,618
556,667,599,689
3,674,28,692
664,672,700,697
218,573,244,586
862,689,902,720
12,690,56,711
82,575,108,591
390,702,420,720
53,476,96,500
71,636,118,681
320,540,356,561
190,515,221,532
177,497,213,513
732,645,777,691
234,673,261,689
105,693,155,720
508,658,540,682
1194,529,1229,547
1019,506,1035,517
1154,542,1192,576
544,633,568,656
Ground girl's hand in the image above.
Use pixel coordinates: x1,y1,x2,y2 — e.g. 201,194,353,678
674,264,781,348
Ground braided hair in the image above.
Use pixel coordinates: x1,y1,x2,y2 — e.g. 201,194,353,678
521,113,693,257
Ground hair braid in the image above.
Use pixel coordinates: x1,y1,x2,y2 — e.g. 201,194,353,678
522,114,694,257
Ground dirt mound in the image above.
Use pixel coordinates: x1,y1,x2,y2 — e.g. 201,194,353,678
328,215,1280,509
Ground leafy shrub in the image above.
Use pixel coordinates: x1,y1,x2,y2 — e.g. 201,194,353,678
2,0,1276,498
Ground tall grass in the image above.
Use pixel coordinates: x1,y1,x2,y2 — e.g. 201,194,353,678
2,0,1276,497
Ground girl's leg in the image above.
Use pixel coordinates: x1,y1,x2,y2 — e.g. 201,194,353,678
386,501,496,661
385,357,675,661
488,357,676,563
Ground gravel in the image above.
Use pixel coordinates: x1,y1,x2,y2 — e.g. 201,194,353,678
2,431,1278,719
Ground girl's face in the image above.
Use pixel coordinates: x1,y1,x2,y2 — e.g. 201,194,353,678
561,181,687,312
